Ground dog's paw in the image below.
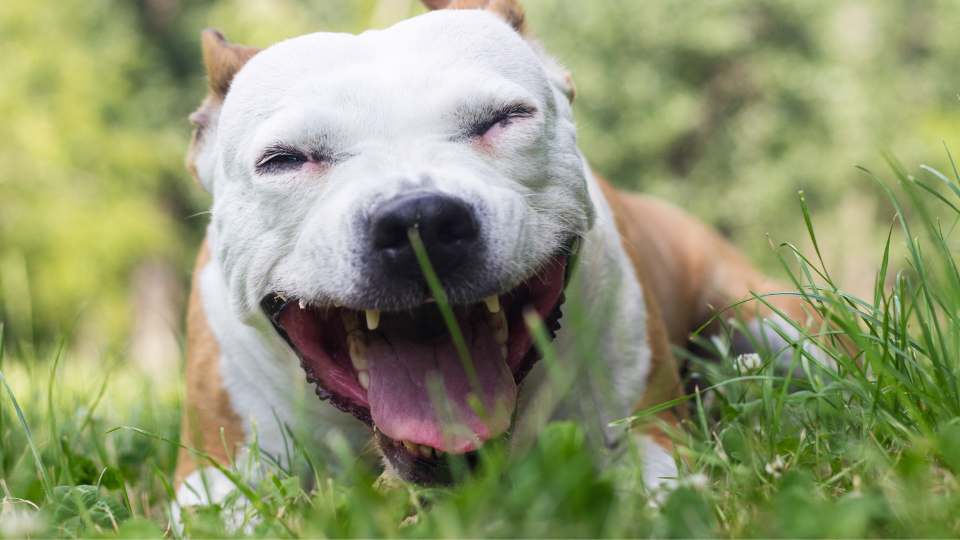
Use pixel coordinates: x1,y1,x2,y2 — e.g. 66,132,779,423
744,314,836,372
640,435,679,493
170,466,256,536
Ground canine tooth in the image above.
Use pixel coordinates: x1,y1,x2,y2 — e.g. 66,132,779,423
358,370,370,390
402,440,417,454
365,309,380,330
298,298,306,310
483,295,500,313
491,309,508,345
419,445,434,458
348,334,368,370
500,344,508,359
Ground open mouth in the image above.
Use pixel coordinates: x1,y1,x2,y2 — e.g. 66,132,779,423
261,242,576,480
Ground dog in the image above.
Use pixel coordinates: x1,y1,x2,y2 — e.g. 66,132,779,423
173,0,816,520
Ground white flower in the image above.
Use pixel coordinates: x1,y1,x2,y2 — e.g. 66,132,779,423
684,473,709,490
735,353,763,372
764,455,787,478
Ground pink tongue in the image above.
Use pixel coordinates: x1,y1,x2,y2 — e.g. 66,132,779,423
365,316,516,453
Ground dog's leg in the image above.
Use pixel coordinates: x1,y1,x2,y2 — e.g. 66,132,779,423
598,178,833,494
633,274,686,492
581,177,687,492
171,240,250,533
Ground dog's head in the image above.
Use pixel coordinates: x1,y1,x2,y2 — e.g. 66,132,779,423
188,0,593,484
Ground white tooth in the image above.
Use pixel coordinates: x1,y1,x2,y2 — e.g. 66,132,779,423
298,298,306,310
348,334,368,370
419,445,434,458
483,295,500,313
500,345,508,359
341,310,360,333
365,309,380,330
358,370,370,390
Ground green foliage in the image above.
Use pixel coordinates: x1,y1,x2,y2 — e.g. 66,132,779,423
530,1,960,259
2,0,960,356
4,0,960,537
2,155,960,536
50,485,130,535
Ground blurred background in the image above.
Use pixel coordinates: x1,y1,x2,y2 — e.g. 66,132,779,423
1,0,959,373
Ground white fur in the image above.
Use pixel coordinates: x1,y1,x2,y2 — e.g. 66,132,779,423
171,466,252,535
181,8,660,516
640,435,679,492
198,10,590,315
515,155,651,450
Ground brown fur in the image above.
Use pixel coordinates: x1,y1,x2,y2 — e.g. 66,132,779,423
174,241,245,487
201,29,259,100
612,190,814,345
422,0,526,33
600,177,819,456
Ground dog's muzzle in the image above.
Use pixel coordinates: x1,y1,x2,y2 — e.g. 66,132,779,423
260,193,581,484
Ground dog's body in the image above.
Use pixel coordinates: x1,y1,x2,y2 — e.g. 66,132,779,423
173,0,812,518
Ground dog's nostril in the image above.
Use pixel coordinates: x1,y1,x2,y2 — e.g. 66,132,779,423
435,207,479,245
369,192,480,278
372,215,410,251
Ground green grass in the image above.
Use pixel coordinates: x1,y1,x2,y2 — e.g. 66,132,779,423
4,153,960,537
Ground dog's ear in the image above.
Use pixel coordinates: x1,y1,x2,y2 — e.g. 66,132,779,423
536,47,576,104
422,0,526,34
201,29,259,99
186,30,259,191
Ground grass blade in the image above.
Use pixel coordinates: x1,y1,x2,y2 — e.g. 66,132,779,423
407,227,483,408
0,367,53,501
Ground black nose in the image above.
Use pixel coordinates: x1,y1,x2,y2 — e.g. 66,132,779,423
370,192,480,280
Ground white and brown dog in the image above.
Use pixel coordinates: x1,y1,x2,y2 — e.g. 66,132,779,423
174,0,814,516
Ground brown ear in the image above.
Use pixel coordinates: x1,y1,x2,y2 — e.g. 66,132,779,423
187,30,258,190
422,0,526,34
201,29,259,99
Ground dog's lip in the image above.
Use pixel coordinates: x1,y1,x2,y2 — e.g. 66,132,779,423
263,280,540,316
258,238,580,467
262,237,581,320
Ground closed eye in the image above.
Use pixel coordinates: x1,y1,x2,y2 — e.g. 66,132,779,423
465,103,537,139
255,145,309,174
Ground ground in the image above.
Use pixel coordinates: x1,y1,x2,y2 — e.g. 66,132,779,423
3,158,960,537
